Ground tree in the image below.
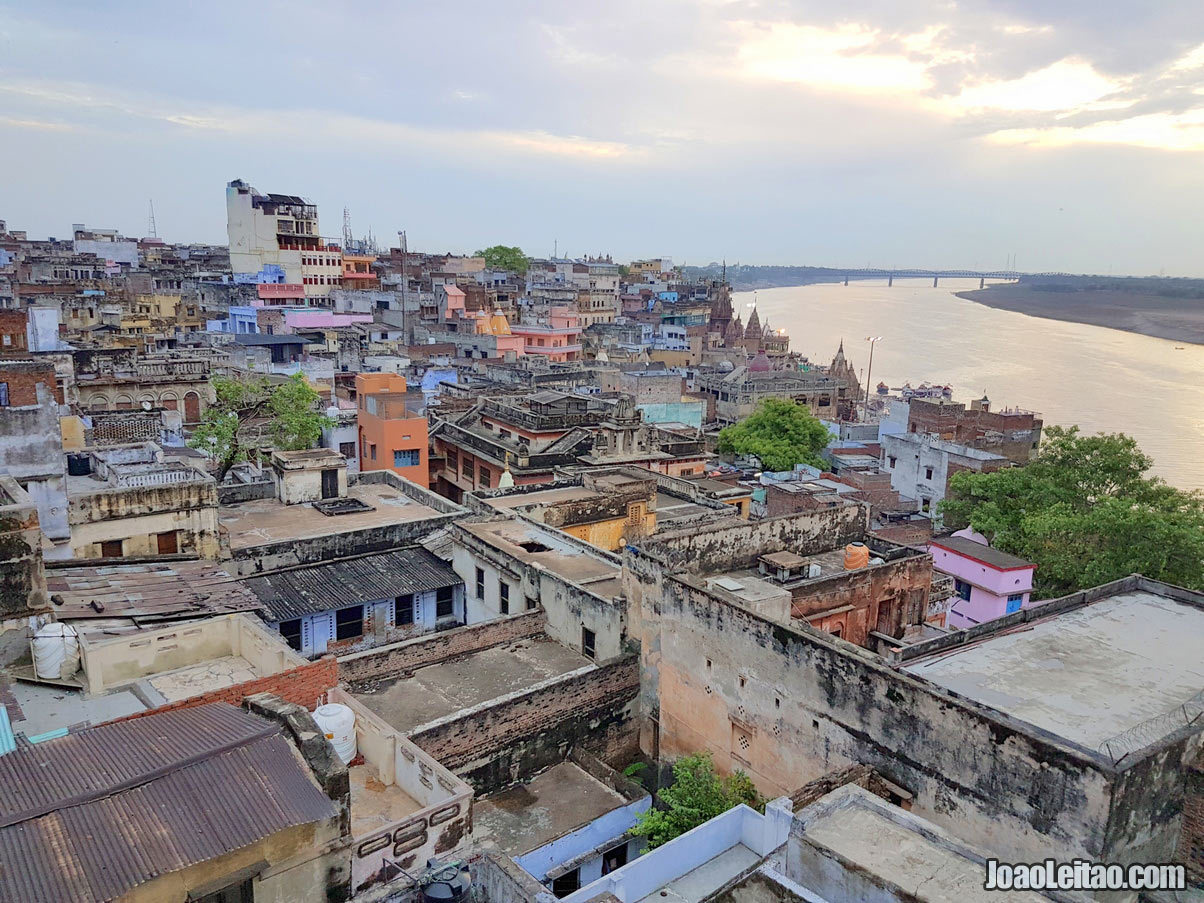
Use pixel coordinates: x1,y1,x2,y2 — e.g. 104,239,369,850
476,245,529,275
716,398,830,472
188,373,331,481
631,752,764,851
941,426,1204,598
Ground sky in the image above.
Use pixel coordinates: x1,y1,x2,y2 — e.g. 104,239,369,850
2,1,1203,275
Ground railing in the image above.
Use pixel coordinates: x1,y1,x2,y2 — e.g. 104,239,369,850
481,398,601,432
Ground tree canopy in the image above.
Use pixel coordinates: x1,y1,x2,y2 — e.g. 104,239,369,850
476,245,529,275
941,426,1204,598
188,373,332,481
716,398,830,472
630,752,764,851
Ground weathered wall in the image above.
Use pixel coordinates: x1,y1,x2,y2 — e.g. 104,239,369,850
648,573,1118,867
0,475,48,620
69,480,220,559
337,610,545,682
789,555,932,649
217,479,274,505
409,655,640,794
1176,755,1204,882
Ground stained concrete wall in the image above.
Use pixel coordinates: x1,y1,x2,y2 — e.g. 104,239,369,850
68,480,220,559
0,475,48,621
643,572,1155,870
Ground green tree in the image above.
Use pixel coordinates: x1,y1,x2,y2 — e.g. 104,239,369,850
716,398,830,472
941,426,1204,598
188,373,331,481
476,245,529,275
630,752,765,851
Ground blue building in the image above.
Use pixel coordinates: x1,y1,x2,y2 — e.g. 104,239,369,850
242,546,465,657
206,305,259,334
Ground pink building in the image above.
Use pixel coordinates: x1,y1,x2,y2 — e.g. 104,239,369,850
510,306,583,362
930,533,1037,629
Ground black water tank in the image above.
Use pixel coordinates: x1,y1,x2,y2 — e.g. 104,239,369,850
67,453,91,476
421,861,470,903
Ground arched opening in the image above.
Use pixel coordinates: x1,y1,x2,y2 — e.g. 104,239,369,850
183,392,201,422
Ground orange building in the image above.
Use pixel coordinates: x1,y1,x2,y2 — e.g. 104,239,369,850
355,373,429,485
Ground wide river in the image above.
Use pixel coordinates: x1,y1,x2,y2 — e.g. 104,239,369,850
734,280,1204,491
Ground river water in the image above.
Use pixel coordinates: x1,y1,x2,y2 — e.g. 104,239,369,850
734,280,1204,491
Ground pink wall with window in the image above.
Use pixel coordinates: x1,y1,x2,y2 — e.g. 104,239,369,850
930,540,1036,630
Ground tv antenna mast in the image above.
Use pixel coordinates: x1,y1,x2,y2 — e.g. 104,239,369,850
343,207,354,248
147,200,158,238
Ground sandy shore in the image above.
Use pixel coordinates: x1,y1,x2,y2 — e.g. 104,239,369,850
955,285,1204,346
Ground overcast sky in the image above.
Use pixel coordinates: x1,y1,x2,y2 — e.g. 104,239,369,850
2,1,1203,275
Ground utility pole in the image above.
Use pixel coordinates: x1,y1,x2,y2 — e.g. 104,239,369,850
398,231,408,344
864,336,883,416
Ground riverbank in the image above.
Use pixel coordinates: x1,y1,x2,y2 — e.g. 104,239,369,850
955,284,1204,346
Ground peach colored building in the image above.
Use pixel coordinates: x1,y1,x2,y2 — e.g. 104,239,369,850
355,373,429,485
510,306,583,362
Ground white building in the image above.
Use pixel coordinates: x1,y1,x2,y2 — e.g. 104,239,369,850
880,432,1010,517
225,179,341,300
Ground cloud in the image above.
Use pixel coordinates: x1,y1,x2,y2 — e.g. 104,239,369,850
951,59,1125,112
988,109,1204,151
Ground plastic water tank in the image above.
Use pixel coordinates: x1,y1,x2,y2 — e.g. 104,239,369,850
843,542,870,571
33,623,80,680
312,703,357,764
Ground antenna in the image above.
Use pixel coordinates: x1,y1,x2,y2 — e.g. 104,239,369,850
343,207,353,249
147,200,158,238
553,238,558,259
398,230,408,343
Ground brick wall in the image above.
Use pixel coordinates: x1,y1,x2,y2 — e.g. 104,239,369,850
339,611,545,683
409,654,640,791
0,361,61,405
110,655,337,724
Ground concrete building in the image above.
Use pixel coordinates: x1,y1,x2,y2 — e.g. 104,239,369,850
908,395,1043,464
66,442,219,560
0,366,70,555
0,474,48,623
226,179,343,300
73,347,214,422
355,372,428,485
696,365,856,425
931,533,1038,628
880,432,1011,517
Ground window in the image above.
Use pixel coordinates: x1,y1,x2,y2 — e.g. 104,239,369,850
463,460,474,480
445,448,458,471
499,429,511,440
924,467,934,480
954,579,973,602
339,441,356,459
499,581,509,614
395,594,414,626
436,585,455,619
192,878,254,903
551,870,580,898
475,567,485,600
582,626,596,659
369,443,377,461
279,619,302,651
1006,593,1024,614
0,382,8,407
156,531,178,554
526,594,537,610
335,605,364,640
602,843,628,875
888,456,896,468
100,539,123,558
921,497,931,512
479,468,492,488
394,448,420,467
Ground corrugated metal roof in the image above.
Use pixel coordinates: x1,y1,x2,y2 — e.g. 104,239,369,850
45,560,261,624
0,704,336,903
241,546,462,621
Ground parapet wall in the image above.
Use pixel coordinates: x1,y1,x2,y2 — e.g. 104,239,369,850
339,610,546,683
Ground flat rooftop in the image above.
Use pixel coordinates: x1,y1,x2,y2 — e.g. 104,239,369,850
796,792,1053,903
903,590,1204,749
654,490,716,525
635,845,761,903
349,637,592,733
220,482,442,551
349,763,422,838
480,486,599,511
473,760,628,856
459,520,623,596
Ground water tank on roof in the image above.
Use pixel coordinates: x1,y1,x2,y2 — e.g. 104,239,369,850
33,623,80,680
420,860,471,903
843,542,870,570
312,703,357,764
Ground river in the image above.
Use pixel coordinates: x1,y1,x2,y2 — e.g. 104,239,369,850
734,280,1204,491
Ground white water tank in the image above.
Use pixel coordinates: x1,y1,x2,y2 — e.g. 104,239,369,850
33,623,80,680
313,703,357,764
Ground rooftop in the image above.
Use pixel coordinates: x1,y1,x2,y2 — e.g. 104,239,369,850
930,535,1034,571
903,587,1204,751
458,519,624,597
473,761,629,856
220,482,442,551
349,636,592,733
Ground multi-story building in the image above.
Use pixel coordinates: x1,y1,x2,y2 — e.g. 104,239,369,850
931,533,1037,628
355,372,429,485
696,363,856,424
509,306,583,362
907,395,1043,464
880,432,1012,517
225,179,343,301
